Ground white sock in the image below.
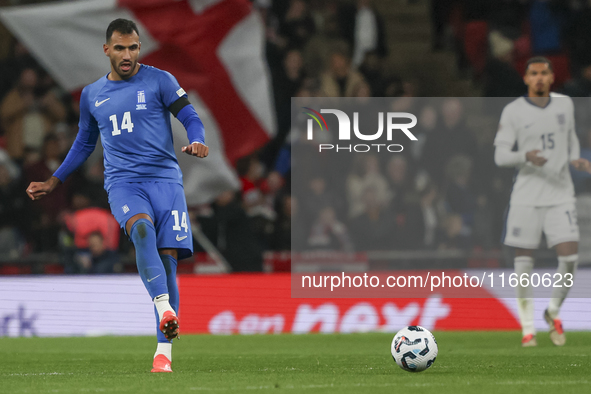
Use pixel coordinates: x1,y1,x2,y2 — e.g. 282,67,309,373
154,342,172,361
515,256,535,336
548,254,578,319
154,293,174,321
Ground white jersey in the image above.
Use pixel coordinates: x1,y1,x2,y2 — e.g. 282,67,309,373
494,93,580,206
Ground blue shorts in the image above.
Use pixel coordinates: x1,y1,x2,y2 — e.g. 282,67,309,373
108,181,193,260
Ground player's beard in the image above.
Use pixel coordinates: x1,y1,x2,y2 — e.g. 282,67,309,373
534,83,547,96
113,58,137,80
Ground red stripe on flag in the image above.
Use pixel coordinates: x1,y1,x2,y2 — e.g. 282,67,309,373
119,0,270,163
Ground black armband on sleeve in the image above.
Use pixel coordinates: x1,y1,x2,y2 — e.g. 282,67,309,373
168,96,191,117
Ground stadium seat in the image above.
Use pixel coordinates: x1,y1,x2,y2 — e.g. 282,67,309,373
43,264,64,274
464,21,488,75
545,54,571,90
0,265,31,275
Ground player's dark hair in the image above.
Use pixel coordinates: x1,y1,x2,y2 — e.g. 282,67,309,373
106,19,139,43
525,56,553,73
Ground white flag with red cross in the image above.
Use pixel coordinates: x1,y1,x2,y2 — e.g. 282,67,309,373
0,0,275,204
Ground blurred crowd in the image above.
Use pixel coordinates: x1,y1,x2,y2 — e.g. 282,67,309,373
290,97,510,254
433,0,591,96
3,0,591,273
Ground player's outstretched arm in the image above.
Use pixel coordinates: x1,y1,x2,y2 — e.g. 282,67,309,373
182,142,208,158
26,176,61,201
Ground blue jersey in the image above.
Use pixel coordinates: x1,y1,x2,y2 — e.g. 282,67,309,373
69,64,188,191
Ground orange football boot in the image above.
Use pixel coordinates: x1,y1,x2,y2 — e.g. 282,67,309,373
521,334,537,347
544,309,565,346
159,311,180,341
151,354,172,373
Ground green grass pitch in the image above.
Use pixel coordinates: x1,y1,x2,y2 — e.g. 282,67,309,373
1,332,590,393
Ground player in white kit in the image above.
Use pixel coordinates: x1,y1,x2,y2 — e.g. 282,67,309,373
494,57,591,347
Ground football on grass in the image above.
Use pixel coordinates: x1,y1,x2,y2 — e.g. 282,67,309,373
391,326,438,372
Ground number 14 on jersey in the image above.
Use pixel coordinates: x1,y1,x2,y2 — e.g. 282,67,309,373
171,210,188,232
110,111,134,136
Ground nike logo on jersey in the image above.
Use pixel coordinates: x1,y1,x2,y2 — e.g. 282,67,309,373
147,274,161,283
95,98,110,107
176,235,188,241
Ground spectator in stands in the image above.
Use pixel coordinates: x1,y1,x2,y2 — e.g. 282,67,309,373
271,193,292,251
359,50,387,96
410,105,438,162
0,147,21,185
60,189,120,273
0,151,27,259
421,98,478,185
279,0,316,49
571,126,591,193
487,0,528,40
303,15,348,78
320,49,368,97
73,231,120,274
24,134,74,251
429,0,453,51
473,194,495,250
562,61,591,97
483,31,527,97
237,154,272,217
236,154,275,248
349,186,396,251
307,206,353,252
275,49,306,105
272,49,306,152
62,189,120,256
385,156,411,214
346,154,391,218
83,159,110,209
438,213,472,251
403,182,443,250
259,0,286,84
564,0,591,72
338,0,387,67
0,67,66,161
212,190,263,272
529,0,564,55
443,154,476,243
0,40,38,102
562,61,591,141
300,174,340,228
262,171,285,214
453,0,492,76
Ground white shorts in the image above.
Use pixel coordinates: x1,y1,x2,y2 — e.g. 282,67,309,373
503,202,579,249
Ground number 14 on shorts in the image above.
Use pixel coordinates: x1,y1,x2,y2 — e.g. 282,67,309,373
171,210,188,232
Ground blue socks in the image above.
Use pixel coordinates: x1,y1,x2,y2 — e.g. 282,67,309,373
156,254,178,343
129,218,179,343
130,219,168,299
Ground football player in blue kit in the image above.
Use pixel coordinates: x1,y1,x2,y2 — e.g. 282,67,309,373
26,19,208,373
